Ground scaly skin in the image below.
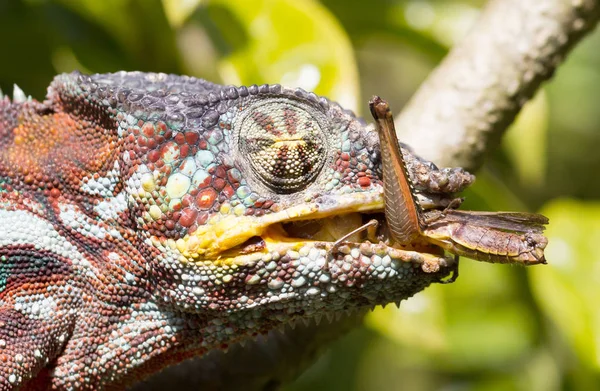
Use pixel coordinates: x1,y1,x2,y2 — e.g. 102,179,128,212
0,72,474,389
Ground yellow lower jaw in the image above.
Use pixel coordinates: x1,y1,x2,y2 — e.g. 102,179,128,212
171,203,319,260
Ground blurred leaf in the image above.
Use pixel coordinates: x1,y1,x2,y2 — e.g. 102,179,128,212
424,2,480,47
162,0,204,27
321,0,448,62
55,0,181,72
461,167,528,212
440,258,536,372
544,36,600,200
365,288,447,352
0,1,57,97
530,199,600,370
366,262,535,372
444,295,535,369
56,0,139,49
531,350,563,391
206,0,359,110
355,39,436,119
503,89,549,189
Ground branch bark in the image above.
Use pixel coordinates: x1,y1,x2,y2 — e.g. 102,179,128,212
395,0,600,170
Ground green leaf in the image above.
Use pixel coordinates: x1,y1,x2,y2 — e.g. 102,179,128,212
162,0,204,27
56,0,139,49
530,199,600,370
207,0,359,111
365,259,535,372
461,167,529,211
365,287,447,352
55,0,181,73
502,89,549,189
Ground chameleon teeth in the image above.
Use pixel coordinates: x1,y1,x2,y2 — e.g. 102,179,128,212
254,334,268,344
313,314,322,325
12,84,27,103
275,325,287,335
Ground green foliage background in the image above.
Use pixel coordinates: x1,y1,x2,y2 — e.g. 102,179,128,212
2,0,600,389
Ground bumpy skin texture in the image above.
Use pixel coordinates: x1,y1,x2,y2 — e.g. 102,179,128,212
0,72,474,390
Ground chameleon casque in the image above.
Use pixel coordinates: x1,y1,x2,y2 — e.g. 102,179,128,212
0,71,547,390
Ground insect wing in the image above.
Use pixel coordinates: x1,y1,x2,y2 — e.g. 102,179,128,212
439,210,548,234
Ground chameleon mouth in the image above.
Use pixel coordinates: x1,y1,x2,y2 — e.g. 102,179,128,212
175,191,400,262
235,211,438,257
280,212,389,244
230,212,386,255
223,210,455,280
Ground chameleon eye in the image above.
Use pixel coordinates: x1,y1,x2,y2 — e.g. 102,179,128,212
235,99,329,194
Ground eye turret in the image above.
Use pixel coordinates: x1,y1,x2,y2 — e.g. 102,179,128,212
235,98,329,194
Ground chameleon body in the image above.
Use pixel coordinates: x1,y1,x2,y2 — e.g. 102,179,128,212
0,72,476,389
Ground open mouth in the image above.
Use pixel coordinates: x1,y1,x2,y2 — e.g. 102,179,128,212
228,212,390,256
231,211,444,263
280,212,387,244
218,209,457,284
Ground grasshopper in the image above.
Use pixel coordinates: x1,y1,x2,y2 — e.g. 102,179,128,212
369,96,548,267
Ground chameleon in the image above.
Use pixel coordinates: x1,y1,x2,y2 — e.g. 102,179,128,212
0,71,546,390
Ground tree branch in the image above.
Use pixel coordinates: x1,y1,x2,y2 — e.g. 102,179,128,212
395,0,600,170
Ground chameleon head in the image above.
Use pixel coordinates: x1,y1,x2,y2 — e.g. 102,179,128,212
47,72,458,339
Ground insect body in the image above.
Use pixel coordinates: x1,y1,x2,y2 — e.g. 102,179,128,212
369,96,548,266
422,210,547,264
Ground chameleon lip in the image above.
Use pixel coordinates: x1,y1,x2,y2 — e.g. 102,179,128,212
222,211,386,258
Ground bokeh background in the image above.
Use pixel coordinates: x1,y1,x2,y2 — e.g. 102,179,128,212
2,0,599,390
